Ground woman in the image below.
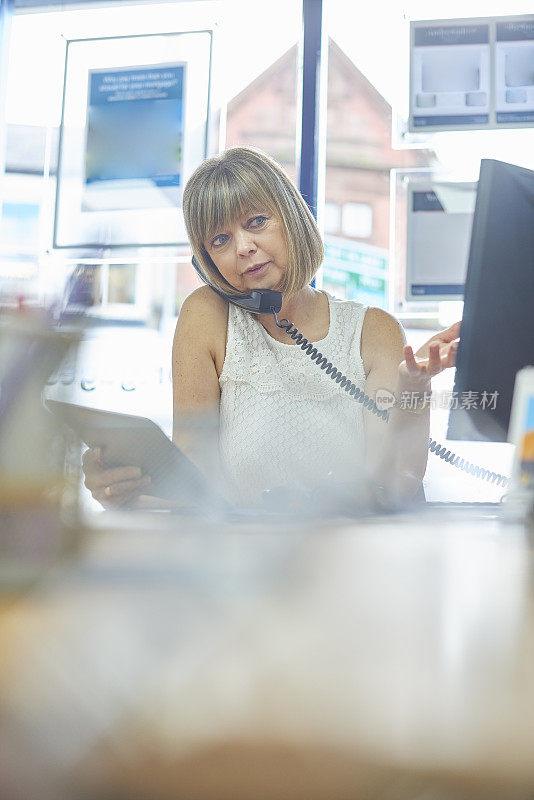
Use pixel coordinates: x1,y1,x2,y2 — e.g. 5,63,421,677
83,146,459,510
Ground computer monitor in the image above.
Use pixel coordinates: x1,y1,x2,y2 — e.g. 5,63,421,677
447,159,534,442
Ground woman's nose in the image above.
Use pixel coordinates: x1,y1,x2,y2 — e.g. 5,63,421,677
235,229,257,257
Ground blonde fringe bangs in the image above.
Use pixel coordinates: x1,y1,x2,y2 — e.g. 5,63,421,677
183,147,324,298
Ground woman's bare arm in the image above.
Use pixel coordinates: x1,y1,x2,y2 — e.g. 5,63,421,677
171,286,228,479
361,309,458,505
361,308,430,504
81,287,227,510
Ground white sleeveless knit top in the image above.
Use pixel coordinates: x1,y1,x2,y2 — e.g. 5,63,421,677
218,292,369,508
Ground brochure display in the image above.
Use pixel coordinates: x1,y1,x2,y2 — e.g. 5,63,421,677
409,15,534,132
54,31,212,248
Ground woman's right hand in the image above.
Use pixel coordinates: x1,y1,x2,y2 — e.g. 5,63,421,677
82,447,152,508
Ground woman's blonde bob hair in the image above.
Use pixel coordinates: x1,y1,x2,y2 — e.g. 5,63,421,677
182,146,324,297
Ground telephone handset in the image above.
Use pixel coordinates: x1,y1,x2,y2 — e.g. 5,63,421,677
190,256,508,489
191,256,282,314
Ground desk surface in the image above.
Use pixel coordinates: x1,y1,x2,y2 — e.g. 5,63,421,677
1,507,534,800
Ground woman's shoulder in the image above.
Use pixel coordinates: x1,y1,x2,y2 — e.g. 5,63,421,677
177,286,229,336
361,306,406,370
179,285,228,320
174,286,229,368
362,306,404,338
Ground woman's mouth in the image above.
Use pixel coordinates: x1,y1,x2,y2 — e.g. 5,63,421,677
244,261,270,276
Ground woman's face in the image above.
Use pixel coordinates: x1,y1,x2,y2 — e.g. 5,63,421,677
203,210,288,293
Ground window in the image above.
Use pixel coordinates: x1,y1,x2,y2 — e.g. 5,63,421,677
323,201,341,234
341,202,373,239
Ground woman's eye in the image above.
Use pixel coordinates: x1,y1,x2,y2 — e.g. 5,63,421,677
211,233,229,248
249,215,267,228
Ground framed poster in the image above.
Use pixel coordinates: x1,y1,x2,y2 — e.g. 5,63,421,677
406,181,477,300
84,64,186,211
54,31,212,248
495,18,534,126
409,19,491,132
409,15,534,133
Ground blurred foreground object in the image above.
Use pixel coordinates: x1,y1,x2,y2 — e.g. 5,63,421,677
503,367,534,524
1,513,534,800
0,309,82,590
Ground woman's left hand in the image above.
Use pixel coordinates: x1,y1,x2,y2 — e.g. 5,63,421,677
398,321,461,386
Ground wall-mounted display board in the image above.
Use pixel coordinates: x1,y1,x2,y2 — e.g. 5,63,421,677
409,15,534,132
389,168,478,312
54,31,212,248
406,181,477,301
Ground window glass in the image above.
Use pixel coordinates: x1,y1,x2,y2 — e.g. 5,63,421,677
3,0,300,427
107,264,136,305
324,201,340,234
341,202,373,239
326,0,534,318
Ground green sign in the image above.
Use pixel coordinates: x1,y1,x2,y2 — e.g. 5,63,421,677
323,237,388,307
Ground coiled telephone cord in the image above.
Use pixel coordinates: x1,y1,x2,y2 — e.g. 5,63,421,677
272,310,508,488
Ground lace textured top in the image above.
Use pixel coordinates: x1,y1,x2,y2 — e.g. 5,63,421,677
219,292,369,508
